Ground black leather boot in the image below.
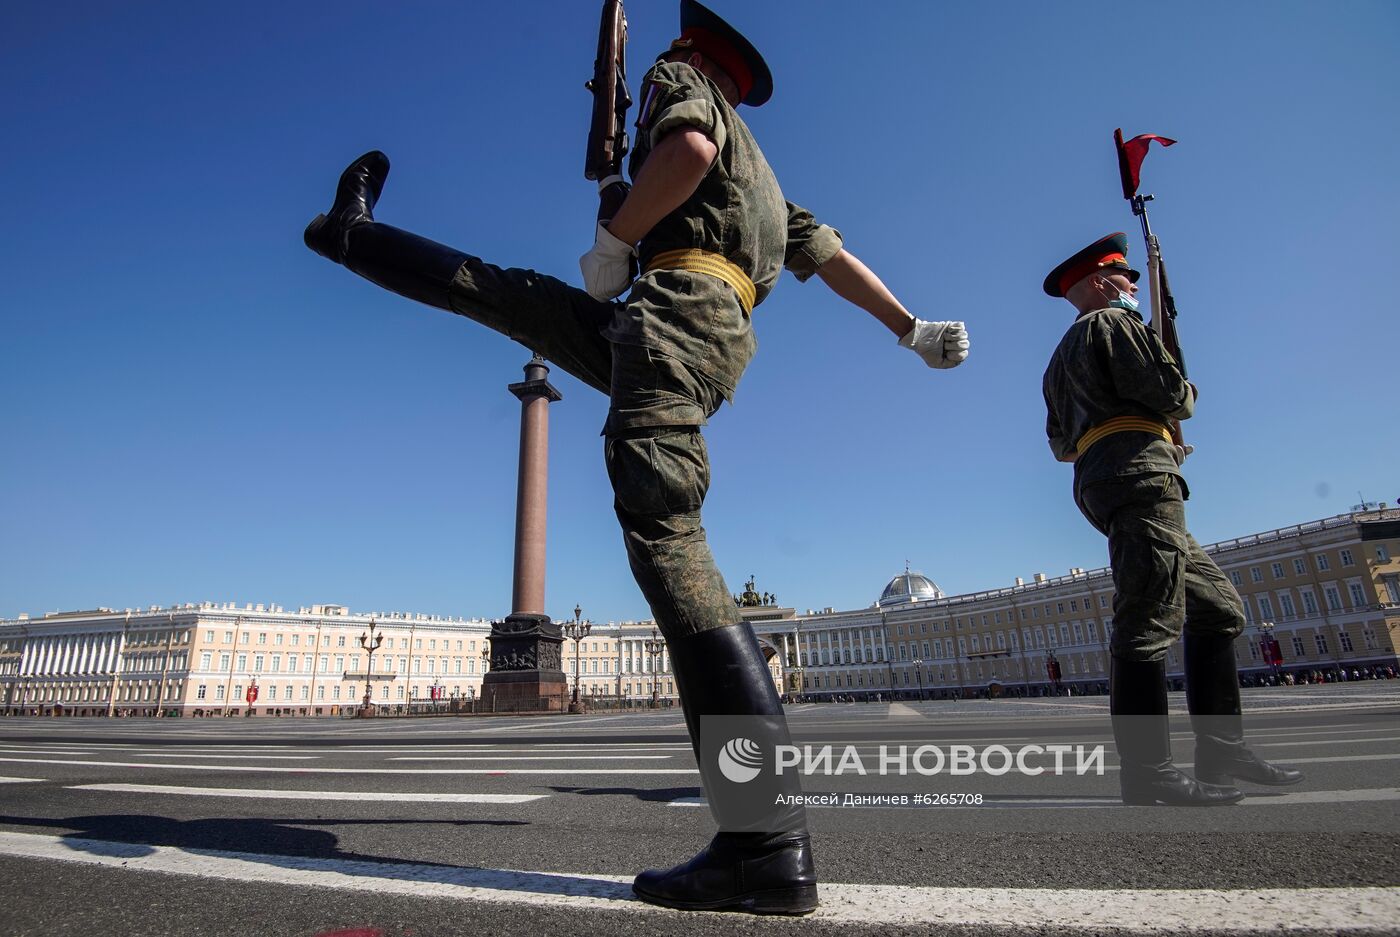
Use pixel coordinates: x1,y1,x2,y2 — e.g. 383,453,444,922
1186,634,1304,787
304,151,467,310
1111,656,1245,806
632,624,818,915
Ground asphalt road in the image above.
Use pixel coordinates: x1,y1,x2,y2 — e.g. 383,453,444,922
1,683,1397,936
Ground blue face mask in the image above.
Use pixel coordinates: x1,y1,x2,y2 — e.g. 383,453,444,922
1108,291,1140,313
1100,277,1139,313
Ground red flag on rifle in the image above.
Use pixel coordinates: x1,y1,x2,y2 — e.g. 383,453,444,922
1114,129,1176,199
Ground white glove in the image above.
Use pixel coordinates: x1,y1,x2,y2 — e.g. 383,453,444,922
898,319,969,369
579,222,636,301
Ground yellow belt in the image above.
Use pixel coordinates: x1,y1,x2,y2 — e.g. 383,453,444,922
643,248,757,315
1076,416,1173,454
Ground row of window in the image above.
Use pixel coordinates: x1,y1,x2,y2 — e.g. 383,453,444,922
803,619,1111,667
1230,546,1392,586
200,629,483,652
1252,628,1377,660
1244,579,1392,622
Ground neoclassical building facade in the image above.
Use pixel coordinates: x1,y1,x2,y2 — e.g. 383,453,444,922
0,603,682,717
748,508,1400,699
3,509,1397,715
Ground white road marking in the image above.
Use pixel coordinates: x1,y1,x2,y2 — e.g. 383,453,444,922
1253,737,1400,748
0,776,45,784
318,746,693,755
388,755,674,762
0,756,695,775
0,831,1393,930
667,788,1400,809
1236,788,1400,805
0,749,93,756
129,753,321,760
1236,753,1400,766
68,784,546,803
1241,725,1395,739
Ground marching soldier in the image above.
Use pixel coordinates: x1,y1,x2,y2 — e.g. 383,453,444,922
305,0,969,914
1041,233,1302,805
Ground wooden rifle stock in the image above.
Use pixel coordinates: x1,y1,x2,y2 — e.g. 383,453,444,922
1143,235,1187,449
584,0,632,223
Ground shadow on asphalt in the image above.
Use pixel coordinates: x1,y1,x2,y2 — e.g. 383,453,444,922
0,813,524,861
546,785,700,803
2,813,638,903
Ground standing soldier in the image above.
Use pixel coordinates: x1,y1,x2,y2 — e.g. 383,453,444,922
304,0,969,914
1041,233,1301,806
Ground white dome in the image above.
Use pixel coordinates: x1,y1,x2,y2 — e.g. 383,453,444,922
877,571,943,607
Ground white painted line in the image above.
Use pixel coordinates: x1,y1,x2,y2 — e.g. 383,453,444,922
0,776,45,784
976,789,1400,809
474,721,571,733
0,749,93,756
0,831,1393,930
388,755,674,762
129,753,321,760
1237,788,1400,805
322,746,693,755
69,784,547,803
0,756,695,775
1243,726,1396,739
1254,737,1400,748
1236,753,1400,767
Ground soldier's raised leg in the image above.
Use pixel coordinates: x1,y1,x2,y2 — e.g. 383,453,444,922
304,151,614,395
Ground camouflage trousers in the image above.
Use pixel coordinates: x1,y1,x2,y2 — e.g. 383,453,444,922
1075,472,1245,662
445,254,744,640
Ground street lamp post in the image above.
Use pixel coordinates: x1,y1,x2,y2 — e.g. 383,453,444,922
792,622,805,701
357,618,384,717
563,604,592,714
644,628,665,708
913,658,925,701
478,640,491,712
1258,620,1281,684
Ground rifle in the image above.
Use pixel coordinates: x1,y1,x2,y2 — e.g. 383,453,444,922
1114,128,1191,455
584,0,632,223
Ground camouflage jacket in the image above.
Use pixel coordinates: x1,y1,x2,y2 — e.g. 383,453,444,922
603,61,842,406
1042,306,1195,487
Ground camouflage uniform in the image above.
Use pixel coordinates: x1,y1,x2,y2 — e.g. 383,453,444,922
1043,306,1245,662
446,60,841,640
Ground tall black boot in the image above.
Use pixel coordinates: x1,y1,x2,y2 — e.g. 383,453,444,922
304,150,468,311
632,623,818,915
1111,657,1245,806
1185,634,1304,787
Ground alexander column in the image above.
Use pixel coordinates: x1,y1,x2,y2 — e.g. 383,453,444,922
481,355,568,711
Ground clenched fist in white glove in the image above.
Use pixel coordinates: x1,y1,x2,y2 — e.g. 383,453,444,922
898,319,970,369
579,222,636,301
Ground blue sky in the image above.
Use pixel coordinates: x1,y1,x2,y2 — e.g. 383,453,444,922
3,1,1396,623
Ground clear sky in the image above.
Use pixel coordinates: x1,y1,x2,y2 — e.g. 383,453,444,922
3,1,1396,624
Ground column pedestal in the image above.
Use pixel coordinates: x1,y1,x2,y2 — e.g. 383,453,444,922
481,613,567,711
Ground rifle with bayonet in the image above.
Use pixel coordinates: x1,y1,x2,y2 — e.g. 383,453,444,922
585,0,632,223
1114,127,1192,456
